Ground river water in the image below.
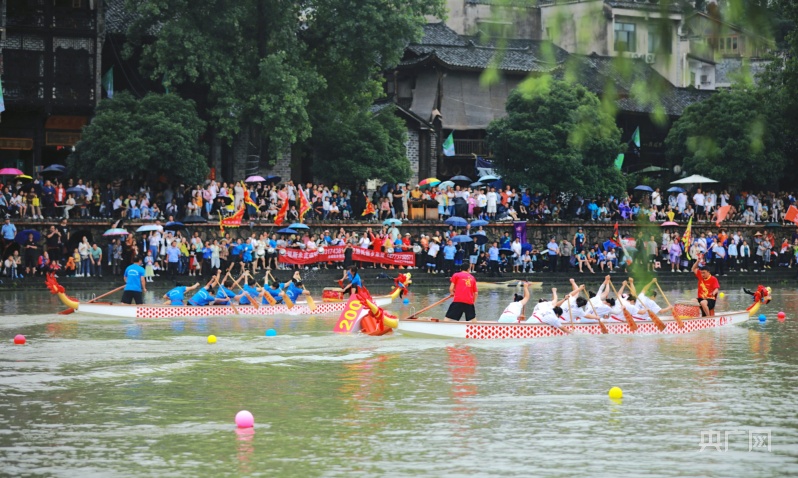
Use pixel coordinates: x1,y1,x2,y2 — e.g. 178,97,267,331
0,285,796,477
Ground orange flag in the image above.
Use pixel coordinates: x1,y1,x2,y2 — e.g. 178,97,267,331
242,183,258,209
220,205,246,232
298,186,311,221
785,205,798,224
274,199,289,226
715,205,731,227
362,200,376,217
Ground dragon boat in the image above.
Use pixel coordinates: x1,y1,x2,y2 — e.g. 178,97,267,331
396,304,751,339
46,273,411,319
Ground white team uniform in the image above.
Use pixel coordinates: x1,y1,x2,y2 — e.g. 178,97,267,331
498,302,524,323
638,293,662,314
533,300,553,315
526,309,562,327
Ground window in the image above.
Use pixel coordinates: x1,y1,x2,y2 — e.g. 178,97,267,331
718,38,724,51
726,38,732,51
614,22,636,53
732,37,738,51
648,30,672,54
701,75,709,85
690,72,696,85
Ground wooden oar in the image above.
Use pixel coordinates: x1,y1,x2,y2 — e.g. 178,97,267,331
608,281,638,332
303,287,317,311
655,280,684,329
629,279,666,332
581,289,608,334
407,294,453,320
59,284,126,314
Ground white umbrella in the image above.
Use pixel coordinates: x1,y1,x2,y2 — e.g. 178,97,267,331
136,224,164,233
670,174,718,185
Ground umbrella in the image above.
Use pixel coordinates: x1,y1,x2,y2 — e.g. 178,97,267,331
470,234,489,246
66,230,93,253
438,181,455,189
245,175,266,183
65,187,86,196
666,187,686,193
451,235,473,243
470,219,489,228
277,228,298,235
634,185,654,192
136,224,163,233
660,221,679,227
289,223,309,230
265,175,282,183
0,168,24,176
41,164,66,173
383,218,402,226
499,248,514,255
16,174,32,181
602,240,617,251
671,174,718,185
102,228,130,237
215,195,233,204
479,175,500,183
15,229,41,244
470,181,486,189
445,216,468,227
182,216,208,224
765,223,782,228
418,177,440,190
449,175,472,186
635,165,668,174
164,221,185,231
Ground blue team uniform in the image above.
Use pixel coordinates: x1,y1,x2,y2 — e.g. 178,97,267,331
347,271,362,288
284,283,304,303
264,284,283,304
239,284,260,304
215,285,237,304
166,286,187,306
188,288,215,306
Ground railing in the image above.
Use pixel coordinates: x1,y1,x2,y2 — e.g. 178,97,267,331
3,79,45,103
453,139,490,157
52,8,96,30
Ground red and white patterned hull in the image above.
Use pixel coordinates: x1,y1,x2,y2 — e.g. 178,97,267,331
397,311,750,339
73,296,392,319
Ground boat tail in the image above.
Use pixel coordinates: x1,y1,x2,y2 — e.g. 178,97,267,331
46,273,79,310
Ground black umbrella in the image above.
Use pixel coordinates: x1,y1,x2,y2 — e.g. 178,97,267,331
215,195,233,205
164,221,185,231
42,164,67,175
449,175,472,187
181,216,208,224
469,234,489,246
266,175,281,184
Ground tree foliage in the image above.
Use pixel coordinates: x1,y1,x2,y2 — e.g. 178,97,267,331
69,92,208,184
486,78,625,197
665,88,785,189
124,0,445,163
314,109,410,186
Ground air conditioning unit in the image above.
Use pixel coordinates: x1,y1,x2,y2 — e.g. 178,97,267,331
645,53,656,63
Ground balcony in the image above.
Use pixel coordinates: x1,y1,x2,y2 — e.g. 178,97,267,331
452,139,490,157
52,8,96,30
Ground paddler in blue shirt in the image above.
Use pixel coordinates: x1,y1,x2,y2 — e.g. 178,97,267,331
215,272,248,305
187,271,226,306
278,271,311,304
163,282,201,305
339,266,362,297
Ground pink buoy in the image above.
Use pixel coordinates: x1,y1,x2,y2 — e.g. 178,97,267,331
777,311,786,319
13,334,26,345
235,410,254,428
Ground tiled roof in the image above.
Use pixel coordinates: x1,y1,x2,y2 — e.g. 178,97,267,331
604,1,683,14
418,22,469,47
105,0,160,35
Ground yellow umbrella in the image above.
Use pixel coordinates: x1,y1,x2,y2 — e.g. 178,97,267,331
16,174,32,180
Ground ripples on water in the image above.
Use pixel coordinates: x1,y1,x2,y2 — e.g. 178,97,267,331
0,287,796,477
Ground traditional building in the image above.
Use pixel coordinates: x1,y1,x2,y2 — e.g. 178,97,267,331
0,0,103,173
388,22,713,177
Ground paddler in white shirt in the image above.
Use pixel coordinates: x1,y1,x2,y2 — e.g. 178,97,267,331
526,287,582,332
497,282,531,323
628,278,672,316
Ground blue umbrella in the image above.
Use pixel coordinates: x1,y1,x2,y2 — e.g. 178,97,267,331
634,185,654,192
277,228,298,235
164,221,185,231
289,223,309,230
667,186,686,193
266,175,282,183
470,181,485,188
42,164,66,174
445,216,468,227
438,181,455,189
470,219,489,228
470,234,489,246
15,229,41,244
383,218,402,226
65,187,86,196
451,235,473,243
479,175,500,183
602,240,617,252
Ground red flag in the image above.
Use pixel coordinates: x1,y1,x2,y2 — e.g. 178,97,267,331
611,222,622,248
298,186,311,221
242,183,258,209
220,205,246,232
362,200,376,217
715,205,731,227
274,199,289,226
785,205,798,224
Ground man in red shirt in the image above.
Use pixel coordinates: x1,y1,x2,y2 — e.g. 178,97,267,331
445,263,478,321
692,259,720,316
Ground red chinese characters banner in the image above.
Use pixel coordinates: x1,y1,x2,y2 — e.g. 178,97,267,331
278,246,415,267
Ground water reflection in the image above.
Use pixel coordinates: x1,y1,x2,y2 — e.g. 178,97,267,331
235,427,255,475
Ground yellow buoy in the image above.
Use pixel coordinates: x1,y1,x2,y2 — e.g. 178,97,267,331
207,335,217,344
608,386,623,399
719,292,725,298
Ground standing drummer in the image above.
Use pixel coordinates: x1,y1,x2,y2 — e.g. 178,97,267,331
445,263,478,321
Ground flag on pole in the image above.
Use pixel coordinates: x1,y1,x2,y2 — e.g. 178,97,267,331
442,132,455,157
298,186,311,222
362,200,376,217
475,155,498,178
629,127,640,157
102,67,114,99
715,205,731,227
0,76,5,113
219,206,246,232
242,183,258,209
611,222,622,248
785,205,798,224
682,216,693,260
274,199,289,226
614,153,624,171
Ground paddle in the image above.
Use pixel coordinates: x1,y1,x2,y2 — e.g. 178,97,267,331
655,280,684,329
59,284,126,314
609,280,638,332
629,278,666,332
581,289,608,334
407,294,453,320
303,287,317,311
